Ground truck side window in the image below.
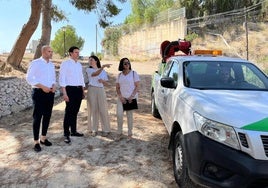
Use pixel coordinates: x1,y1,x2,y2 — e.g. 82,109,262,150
168,62,179,87
241,64,266,88
162,60,173,77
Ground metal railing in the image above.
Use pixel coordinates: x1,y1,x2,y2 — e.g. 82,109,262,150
154,7,186,25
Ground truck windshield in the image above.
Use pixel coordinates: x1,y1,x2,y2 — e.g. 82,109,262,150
183,61,268,90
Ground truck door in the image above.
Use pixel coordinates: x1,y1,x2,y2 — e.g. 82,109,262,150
156,60,173,118
164,61,179,126
158,60,178,125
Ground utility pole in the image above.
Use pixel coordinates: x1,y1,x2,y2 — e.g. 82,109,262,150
63,26,66,57
244,7,249,60
96,24,97,55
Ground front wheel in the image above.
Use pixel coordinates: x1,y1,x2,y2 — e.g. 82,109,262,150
172,132,192,188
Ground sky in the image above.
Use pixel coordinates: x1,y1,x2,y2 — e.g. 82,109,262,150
0,0,131,56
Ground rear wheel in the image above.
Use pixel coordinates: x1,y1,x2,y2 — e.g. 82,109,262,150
151,91,160,118
173,132,192,188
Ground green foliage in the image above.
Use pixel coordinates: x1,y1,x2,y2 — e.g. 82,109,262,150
126,0,176,26
51,4,68,22
69,0,127,28
179,0,264,18
103,0,267,57
89,51,103,59
261,0,268,20
123,0,268,29
102,0,177,54
178,0,203,18
102,27,122,56
144,7,157,24
96,52,103,60
185,32,198,42
51,25,85,57
155,0,177,10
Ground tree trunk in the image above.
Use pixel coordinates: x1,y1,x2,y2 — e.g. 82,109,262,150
34,0,52,59
6,0,42,68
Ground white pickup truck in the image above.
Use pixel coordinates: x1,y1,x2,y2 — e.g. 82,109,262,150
151,40,268,188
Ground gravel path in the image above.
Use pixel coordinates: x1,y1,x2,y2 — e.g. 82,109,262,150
0,60,178,188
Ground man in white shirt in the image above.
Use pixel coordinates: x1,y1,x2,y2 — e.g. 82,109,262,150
26,45,56,152
59,46,85,144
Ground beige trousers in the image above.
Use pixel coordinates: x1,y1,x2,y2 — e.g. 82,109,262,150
116,98,133,136
87,86,110,133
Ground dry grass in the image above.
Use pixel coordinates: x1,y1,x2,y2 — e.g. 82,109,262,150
192,22,268,74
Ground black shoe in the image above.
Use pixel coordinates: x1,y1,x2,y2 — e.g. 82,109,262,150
64,136,71,144
40,139,52,146
34,144,41,152
71,132,84,137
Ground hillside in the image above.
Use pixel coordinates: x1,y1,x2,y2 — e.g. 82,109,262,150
1,22,268,77
191,22,268,73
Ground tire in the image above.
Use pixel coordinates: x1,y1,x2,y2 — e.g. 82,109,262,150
151,91,160,118
172,132,193,188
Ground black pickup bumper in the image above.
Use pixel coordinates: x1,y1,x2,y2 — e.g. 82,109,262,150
184,131,268,188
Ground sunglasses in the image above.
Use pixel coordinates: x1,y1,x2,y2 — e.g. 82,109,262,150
123,62,130,65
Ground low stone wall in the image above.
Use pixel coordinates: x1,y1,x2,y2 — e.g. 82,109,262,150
0,77,60,118
0,77,32,118
0,65,89,119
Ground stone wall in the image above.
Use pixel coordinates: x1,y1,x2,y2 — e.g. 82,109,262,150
0,65,90,119
0,77,60,118
118,18,187,60
0,77,32,118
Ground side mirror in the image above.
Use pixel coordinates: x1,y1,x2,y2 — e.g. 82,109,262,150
160,77,176,88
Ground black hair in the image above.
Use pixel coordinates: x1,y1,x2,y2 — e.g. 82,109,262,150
68,46,79,53
89,55,101,68
118,57,131,71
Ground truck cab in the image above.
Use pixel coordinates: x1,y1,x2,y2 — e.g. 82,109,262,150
151,39,268,188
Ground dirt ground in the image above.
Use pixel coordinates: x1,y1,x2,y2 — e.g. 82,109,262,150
0,59,178,188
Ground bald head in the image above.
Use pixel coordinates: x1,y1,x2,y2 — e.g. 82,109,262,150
41,45,53,62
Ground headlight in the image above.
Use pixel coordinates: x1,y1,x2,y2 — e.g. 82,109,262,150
194,112,240,150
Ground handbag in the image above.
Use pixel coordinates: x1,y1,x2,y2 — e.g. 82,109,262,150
123,98,138,111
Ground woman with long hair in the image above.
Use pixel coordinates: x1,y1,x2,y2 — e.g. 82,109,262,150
86,55,111,137
116,57,140,140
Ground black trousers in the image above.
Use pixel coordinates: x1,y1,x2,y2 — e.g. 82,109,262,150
32,88,55,141
63,86,83,136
